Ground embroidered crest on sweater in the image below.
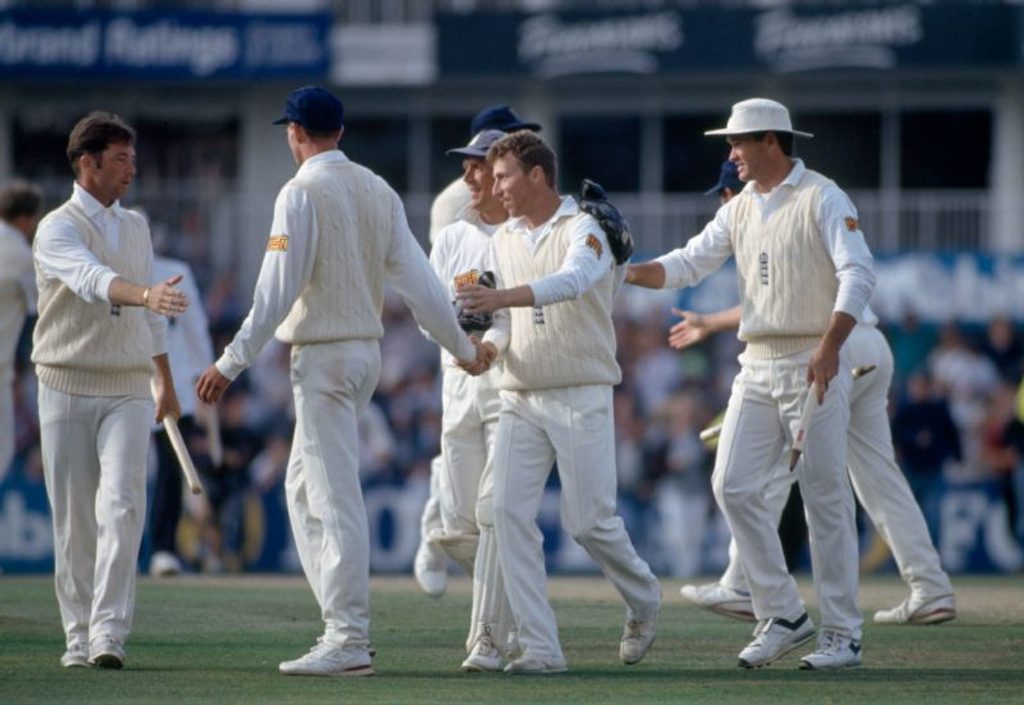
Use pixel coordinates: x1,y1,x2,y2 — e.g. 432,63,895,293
267,234,289,251
585,233,603,259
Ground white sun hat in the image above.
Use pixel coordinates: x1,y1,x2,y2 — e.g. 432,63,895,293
704,98,814,138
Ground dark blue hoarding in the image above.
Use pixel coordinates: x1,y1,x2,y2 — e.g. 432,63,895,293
0,10,330,80
438,4,1020,78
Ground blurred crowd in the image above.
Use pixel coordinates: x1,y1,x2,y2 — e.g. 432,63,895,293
6,254,1024,577
2,171,1022,576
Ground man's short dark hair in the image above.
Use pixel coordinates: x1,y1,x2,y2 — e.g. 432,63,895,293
486,130,557,188
67,110,136,176
749,130,794,157
0,180,42,222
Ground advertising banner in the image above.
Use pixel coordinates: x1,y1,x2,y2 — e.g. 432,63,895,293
0,10,330,80
438,4,1019,78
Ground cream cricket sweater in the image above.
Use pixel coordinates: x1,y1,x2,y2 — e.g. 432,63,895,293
275,160,396,344
32,202,154,397
494,214,620,391
730,169,838,360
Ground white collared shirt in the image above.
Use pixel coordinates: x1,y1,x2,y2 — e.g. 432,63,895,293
34,182,166,353
656,159,875,321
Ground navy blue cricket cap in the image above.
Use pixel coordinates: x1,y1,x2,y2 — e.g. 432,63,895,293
705,160,744,196
273,86,344,132
469,105,541,137
447,129,506,159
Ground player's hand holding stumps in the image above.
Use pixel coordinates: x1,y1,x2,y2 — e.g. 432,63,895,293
145,273,189,319
457,280,503,316
577,178,634,265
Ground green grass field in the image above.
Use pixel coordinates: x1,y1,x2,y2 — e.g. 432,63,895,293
1,574,1022,705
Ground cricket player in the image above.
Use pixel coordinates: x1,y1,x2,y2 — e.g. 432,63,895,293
0,181,41,481
425,128,513,671
33,111,188,669
627,98,875,670
196,86,487,677
416,105,542,598
458,131,660,674
674,167,955,627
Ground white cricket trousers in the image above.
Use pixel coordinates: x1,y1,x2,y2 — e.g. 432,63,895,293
492,384,661,663
38,383,152,649
714,348,862,639
438,366,501,534
438,366,510,654
286,340,379,651
719,326,953,603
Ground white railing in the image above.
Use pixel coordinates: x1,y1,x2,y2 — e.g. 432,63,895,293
32,178,992,291
556,189,992,256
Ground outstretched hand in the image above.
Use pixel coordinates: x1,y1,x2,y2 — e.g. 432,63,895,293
666,308,712,350
147,274,188,318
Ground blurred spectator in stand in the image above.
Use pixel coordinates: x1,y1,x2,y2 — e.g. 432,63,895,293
630,316,684,415
199,384,259,572
978,315,1023,385
205,268,245,327
928,322,999,465
613,391,646,496
0,180,42,481
892,372,962,538
140,212,219,577
1002,379,1024,543
886,312,936,391
646,390,710,577
977,382,1023,541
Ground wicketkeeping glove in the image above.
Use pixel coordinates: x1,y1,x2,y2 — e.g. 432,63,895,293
577,179,634,265
456,270,496,333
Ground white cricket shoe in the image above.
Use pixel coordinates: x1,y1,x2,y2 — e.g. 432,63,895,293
737,613,815,669
462,634,503,672
88,635,126,669
60,643,89,668
413,540,447,598
874,594,956,625
680,582,756,622
620,612,658,665
149,551,183,577
798,629,862,670
279,640,374,677
504,654,568,675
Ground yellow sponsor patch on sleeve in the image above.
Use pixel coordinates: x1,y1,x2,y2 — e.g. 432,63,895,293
267,234,289,251
585,233,604,259
844,217,860,232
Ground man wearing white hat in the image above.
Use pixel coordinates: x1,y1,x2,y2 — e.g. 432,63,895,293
627,98,876,670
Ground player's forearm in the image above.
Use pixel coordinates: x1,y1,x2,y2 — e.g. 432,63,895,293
107,276,149,306
819,311,858,354
624,261,666,289
151,353,174,386
499,284,536,309
707,306,742,334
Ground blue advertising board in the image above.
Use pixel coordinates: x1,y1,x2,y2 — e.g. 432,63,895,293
0,10,330,80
